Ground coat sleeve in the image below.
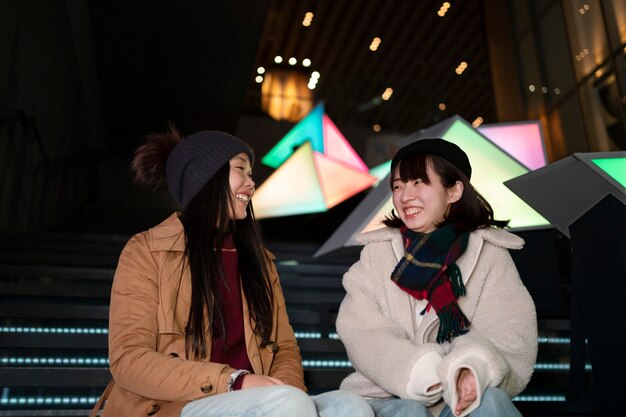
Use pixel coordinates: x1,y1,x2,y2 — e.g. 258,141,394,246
108,234,235,401
437,243,538,416
336,242,444,399
265,257,306,390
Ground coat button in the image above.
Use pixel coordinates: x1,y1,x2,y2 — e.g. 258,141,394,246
266,341,278,353
146,404,160,416
201,383,213,393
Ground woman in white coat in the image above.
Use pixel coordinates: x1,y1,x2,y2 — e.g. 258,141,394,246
336,138,537,417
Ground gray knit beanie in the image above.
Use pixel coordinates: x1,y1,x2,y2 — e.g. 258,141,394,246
166,131,254,208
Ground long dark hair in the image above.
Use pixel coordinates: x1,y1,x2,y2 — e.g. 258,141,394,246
180,164,274,360
383,153,508,233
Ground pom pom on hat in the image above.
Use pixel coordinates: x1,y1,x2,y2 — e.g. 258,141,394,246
131,125,182,191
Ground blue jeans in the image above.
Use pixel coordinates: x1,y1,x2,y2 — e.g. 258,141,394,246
181,385,374,417
367,388,521,417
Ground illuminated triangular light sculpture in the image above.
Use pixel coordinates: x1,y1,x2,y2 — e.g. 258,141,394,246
314,153,377,209
253,142,327,218
261,104,325,169
254,144,377,219
255,103,376,218
315,115,550,257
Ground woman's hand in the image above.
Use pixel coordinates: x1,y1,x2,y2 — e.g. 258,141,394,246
241,374,284,389
455,368,477,415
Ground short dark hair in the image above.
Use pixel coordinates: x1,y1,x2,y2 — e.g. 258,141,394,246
383,152,508,233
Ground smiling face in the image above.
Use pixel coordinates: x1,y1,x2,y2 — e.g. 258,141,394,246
392,160,463,233
228,153,255,220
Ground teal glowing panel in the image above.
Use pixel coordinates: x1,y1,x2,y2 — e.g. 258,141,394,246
261,104,325,168
369,161,391,182
592,157,626,188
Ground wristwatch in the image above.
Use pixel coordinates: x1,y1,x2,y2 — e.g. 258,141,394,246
227,369,250,392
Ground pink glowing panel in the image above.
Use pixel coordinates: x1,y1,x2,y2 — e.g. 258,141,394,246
478,122,547,170
314,152,377,209
322,114,369,172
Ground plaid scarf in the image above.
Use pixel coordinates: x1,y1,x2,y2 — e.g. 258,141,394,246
391,224,471,343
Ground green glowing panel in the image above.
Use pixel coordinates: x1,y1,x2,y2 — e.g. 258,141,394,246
442,120,548,229
261,104,325,168
254,142,327,218
592,158,626,188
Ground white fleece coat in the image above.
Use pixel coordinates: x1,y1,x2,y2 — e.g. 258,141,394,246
336,227,538,417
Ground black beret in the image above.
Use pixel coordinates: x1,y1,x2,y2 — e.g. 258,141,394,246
390,138,472,179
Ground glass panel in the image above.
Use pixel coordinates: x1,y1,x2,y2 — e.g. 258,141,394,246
609,0,626,45
578,63,625,150
532,0,559,16
509,0,532,38
547,92,587,159
562,0,610,79
518,34,546,118
538,3,577,100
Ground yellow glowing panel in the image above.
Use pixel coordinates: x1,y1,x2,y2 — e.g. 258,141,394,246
322,114,369,172
253,142,326,218
313,153,377,209
443,120,548,228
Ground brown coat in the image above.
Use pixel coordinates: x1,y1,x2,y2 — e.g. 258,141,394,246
102,213,305,417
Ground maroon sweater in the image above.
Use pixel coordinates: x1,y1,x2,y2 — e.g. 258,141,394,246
210,235,253,389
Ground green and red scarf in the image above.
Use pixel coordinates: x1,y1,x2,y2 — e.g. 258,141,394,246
391,224,471,343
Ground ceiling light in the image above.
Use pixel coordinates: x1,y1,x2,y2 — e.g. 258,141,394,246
455,61,468,74
554,88,561,95
257,67,265,74
255,76,263,83
302,12,314,27
302,58,311,67
438,103,446,111
438,2,451,16
382,88,393,101
529,85,536,92
369,37,382,52
373,124,381,133
541,86,548,93
289,57,297,65
308,72,320,89
274,56,283,64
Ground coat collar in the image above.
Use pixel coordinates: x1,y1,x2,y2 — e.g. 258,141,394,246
358,226,524,343
147,212,186,252
356,226,524,261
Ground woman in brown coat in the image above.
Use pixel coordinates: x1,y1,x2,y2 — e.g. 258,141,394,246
100,128,373,417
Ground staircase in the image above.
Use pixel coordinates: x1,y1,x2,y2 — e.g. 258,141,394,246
0,232,599,416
